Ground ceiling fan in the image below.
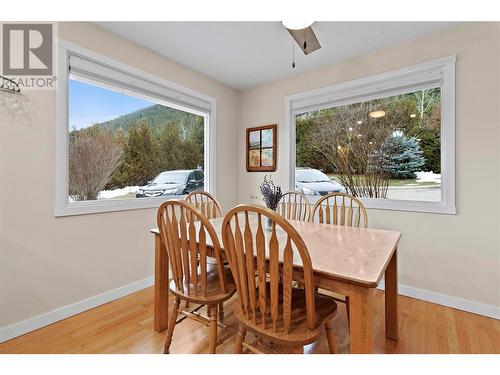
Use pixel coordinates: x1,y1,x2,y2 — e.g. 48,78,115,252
282,21,321,68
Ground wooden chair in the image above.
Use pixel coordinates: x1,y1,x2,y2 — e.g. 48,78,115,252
311,192,368,228
185,191,225,268
310,192,368,322
277,191,311,221
222,204,338,354
157,200,236,354
185,191,222,219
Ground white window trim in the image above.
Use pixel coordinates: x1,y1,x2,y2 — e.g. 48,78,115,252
55,40,217,217
284,56,456,215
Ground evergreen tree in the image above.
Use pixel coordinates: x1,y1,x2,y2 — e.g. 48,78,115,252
417,129,441,173
114,120,159,187
158,123,184,171
105,128,127,189
379,135,426,179
157,122,204,172
191,116,205,164
181,137,203,169
296,115,334,173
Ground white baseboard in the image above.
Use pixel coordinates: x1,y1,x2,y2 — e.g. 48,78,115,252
0,276,154,344
377,280,500,320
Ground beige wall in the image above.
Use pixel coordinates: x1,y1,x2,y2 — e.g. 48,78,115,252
1,22,499,334
238,23,500,308
0,22,240,328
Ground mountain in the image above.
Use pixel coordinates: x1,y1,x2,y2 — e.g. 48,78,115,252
90,104,203,136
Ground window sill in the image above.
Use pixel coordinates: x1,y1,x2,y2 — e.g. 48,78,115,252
305,195,456,215
54,196,179,217
360,198,456,215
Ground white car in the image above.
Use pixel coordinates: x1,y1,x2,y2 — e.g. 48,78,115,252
295,168,345,196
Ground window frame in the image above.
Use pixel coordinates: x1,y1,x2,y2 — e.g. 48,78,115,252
55,40,217,217
285,56,456,214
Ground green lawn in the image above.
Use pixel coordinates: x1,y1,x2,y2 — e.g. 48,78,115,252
327,174,440,188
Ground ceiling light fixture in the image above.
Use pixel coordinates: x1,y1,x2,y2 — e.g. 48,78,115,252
281,20,314,30
369,110,386,119
282,21,320,68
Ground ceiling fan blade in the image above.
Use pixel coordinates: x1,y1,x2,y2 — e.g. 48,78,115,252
287,26,321,55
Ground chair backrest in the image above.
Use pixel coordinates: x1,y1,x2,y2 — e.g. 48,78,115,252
157,200,228,296
311,192,368,228
276,191,311,221
222,204,317,333
185,191,222,219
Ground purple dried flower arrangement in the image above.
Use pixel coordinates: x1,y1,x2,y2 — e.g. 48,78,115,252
259,175,283,211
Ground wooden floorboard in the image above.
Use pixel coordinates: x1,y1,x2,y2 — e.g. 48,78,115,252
0,287,498,354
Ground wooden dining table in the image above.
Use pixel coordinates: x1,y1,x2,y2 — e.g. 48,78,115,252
151,217,401,354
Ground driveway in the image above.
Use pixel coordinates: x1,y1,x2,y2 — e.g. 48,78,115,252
386,186,441,202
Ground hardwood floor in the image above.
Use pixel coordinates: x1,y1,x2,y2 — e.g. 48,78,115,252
0,287,498,354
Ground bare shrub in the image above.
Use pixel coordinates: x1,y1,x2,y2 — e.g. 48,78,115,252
306,98,410,198
69,128,123,201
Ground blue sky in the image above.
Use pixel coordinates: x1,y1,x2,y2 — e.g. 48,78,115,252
69,79,152,130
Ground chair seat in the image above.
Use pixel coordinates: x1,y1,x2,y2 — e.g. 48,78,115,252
169,267,236,304
233,286,338,346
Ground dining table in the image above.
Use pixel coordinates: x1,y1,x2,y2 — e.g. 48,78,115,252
151,216,401,354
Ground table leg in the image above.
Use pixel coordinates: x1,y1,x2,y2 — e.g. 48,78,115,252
385,248,398,341
154,233,169,332
349,285,374,353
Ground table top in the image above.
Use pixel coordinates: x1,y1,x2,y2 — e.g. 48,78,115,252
152,217,401,288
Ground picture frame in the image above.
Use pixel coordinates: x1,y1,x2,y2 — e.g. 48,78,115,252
246,124,277,172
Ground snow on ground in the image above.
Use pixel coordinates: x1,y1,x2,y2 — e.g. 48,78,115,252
415,171,441,183
98,186,140,199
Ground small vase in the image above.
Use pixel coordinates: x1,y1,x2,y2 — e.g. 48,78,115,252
264,215,274,231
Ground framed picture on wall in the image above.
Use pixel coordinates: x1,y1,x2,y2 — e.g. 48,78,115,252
246,124,277,172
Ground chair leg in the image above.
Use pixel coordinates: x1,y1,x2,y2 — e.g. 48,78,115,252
218,302,224,322
234,325,246,354
163,297,181,354
208,304,218,354
325,320,338,354
292,346,304,354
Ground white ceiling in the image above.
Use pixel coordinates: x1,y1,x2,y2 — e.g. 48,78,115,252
96,22,458,90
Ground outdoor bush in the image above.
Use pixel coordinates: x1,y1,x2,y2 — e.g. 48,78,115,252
69,127,123,200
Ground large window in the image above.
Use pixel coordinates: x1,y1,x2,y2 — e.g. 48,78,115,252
287,56,455,214
56,42,216,216
296,88,441,202
68,78,205,202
